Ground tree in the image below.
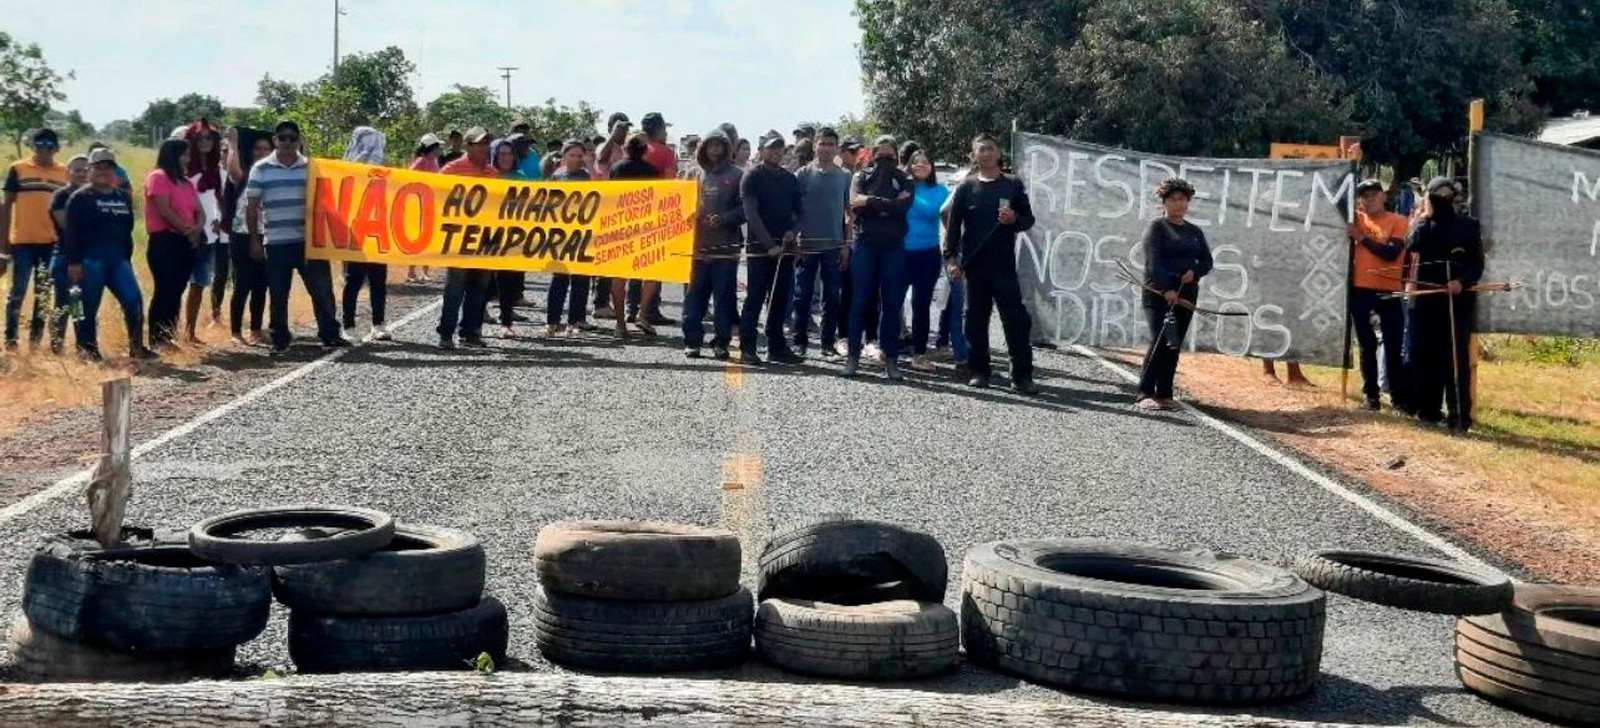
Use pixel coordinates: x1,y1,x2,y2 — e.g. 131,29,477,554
1508,0,1600,115
325,46,419,127
0,31,72,155
100,119,134,143
255,74,302,114
834,113,881,144
132,93,225,145
515,98,603,145
283,83,364,159
425,85,513,137
1062,0,1344,157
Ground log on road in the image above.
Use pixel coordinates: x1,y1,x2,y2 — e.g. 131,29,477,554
0,671,1362,728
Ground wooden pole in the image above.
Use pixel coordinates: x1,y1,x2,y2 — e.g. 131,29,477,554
0,671,1364,728
87,377,133,548
1466,99,1484,420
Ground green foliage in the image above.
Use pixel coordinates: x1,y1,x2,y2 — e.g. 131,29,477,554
255,75,302,115
284,82,364,159
99,120,134,144
1520,336,1600,367
325,47,419,127
1508,0,1600,114
131,93,226,146
834,113,882,143
516,98,604,146
468,651,495,675
425,85,513,138
0,31,72,155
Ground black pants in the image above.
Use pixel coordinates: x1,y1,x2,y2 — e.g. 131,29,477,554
264,244,341,348
964,262,1033,380
593,276,612,308
145,231,195,344
341,262,388,328
1408,295,1474,429
494,271,521,326
227,233,266,335
210,241,231,315
741,254,796,356
1351,288,1408,408
547,274,589,326
1138,304,1195,400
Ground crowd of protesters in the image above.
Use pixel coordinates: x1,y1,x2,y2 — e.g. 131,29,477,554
0,112,1482,416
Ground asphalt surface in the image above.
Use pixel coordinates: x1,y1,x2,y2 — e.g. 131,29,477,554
0,282,1556,727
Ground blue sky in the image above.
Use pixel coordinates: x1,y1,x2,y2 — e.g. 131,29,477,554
19,0,867,139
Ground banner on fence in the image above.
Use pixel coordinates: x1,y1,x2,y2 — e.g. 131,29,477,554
1014,132,1357,364
1475,133,1600,338
302,159,697,283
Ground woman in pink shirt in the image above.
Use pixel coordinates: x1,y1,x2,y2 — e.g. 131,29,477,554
144,138,204,347
406,134,443,282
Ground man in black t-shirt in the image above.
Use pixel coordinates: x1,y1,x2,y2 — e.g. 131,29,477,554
45,155,90,353
737,131,804,366
942,134,1038,395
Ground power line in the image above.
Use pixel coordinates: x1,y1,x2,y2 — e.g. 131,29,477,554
498,67,519,110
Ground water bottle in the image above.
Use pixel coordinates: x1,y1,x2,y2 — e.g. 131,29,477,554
1161,310,1183,350
68,286,84,323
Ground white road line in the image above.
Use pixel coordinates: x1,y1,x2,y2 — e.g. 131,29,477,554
1072,344,1509,578
0,300,443,528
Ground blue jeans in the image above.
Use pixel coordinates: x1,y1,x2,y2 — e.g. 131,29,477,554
264,244,341,347
76,257,145,354
438,268,490,339
847,241,906,360
792,250,842,350
4,244,54,344
904,248,942,355
683,259,738,349
740,254,797,356
937,276,969,361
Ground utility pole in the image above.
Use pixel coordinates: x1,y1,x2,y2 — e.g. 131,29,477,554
333,0,347,73
498,66,519,110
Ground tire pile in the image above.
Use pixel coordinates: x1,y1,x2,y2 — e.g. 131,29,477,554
1455,585,1600,726
190,505,507,674
754,518,960,680
12,527,269,682
532,521,753,671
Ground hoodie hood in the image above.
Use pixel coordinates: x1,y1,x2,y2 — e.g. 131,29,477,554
343,126,387,164
697,127,732,169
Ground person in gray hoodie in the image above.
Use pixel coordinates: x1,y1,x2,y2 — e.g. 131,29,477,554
681,127,747,360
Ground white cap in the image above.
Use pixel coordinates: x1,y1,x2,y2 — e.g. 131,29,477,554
169,125,190,141
419,133,442,148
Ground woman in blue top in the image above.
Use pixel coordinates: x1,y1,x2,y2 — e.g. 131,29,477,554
62,150,158,361
902,150,950,371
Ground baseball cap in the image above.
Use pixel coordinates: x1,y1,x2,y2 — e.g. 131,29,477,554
29,128,59,147
794,124,816,137
464,126,491,144
872,134,898,150
87,148,117,165
1426,176,1457,194
1356,179,1385,195
841,136,863,151
608,112,631,130
510,115,530,130
641,112,670,131
759,130,786,149
418,133,443,148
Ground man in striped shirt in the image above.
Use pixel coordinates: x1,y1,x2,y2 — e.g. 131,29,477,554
246,120,346,355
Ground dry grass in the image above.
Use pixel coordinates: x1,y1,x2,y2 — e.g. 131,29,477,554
0,144,357,439
1133,334,1600,581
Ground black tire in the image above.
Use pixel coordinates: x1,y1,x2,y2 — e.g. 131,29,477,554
273,523,485,615
755,598,959,680
534,520,740,601
7,615,234,683
22,540,270,652
533,586,752,672
1292,549,1512,615
288,596,509,674
758,517,947,603
961,539,1325,704
189,504,395,566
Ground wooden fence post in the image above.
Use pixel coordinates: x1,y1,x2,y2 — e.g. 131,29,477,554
87,377,133,548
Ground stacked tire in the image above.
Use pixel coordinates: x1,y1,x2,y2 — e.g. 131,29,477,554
12,528,269,682
1455,585,1600,726
754,518,960,680
963,539,1326,703
190,505,507,674
533,521,752,672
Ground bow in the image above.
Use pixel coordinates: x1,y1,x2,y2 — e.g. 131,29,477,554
1113,260,1251,317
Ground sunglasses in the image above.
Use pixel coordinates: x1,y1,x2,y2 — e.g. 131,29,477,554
276,134,300,143
32,141,59,149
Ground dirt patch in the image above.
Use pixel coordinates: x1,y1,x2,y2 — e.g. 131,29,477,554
1115,349,1600,584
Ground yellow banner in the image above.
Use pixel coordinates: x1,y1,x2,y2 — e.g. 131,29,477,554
1269,143,1343,160
302,159,696,283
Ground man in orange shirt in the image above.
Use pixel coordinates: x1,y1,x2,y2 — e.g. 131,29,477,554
435,126,498,350
1347,179,1412,412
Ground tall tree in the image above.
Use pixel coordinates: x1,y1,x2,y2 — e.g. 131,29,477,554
255,74,302,114
515,98,603,145
1508,0,1600,115
324,46,419,126
0,31,71,155
424,85,513,137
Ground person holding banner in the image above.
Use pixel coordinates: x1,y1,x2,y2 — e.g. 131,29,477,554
435,126,497,350
544,140,596,338
1406,177,1484,433
1132,178,1212,409
943,134,1039,394
738,131,805,367
1348,179,1411,412
247,121,347,354
682,127,746,360
340,126,392,342
607,132,667,341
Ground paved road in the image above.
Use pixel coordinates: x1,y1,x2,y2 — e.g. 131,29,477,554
0,287,1552,727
